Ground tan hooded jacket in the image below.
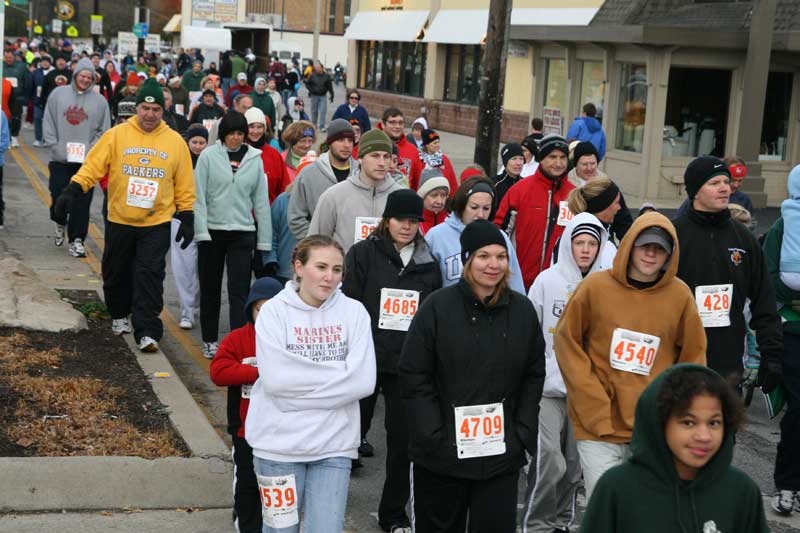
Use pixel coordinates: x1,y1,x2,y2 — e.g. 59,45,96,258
553,212,707,443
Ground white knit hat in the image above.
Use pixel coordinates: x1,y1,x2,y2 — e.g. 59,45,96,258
417,168,450,199
245,107,266,126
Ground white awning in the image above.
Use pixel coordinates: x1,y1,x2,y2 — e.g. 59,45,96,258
344,10,429,42
181,25,232,50
511,8,599,26
424,9,488,44
163,14,181,33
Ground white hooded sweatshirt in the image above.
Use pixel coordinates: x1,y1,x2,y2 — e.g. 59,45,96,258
528,212,610,398
246,281,377,462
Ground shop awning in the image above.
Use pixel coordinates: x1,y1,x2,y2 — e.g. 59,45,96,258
424,9,488,44
163,14,181,33
511,7,599,27
181,25,232,50
344,10,430,42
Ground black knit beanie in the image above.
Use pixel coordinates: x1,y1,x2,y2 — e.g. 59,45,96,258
460,220,507,264
684,156,731,199
218,111,248,142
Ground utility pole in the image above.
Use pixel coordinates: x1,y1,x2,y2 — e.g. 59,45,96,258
28,1,33,42
312,0,321,61
473,0,512,175
135,4,149,58
92,0,100,51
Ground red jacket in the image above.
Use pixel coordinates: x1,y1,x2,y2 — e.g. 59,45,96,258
409,154,458,198
394,134,419,182
420,208,447,236
209,322,259,439
260,144,291,204
494,168,575,289
225,83,253,107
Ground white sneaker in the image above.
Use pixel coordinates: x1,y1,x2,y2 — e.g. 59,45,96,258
32,140,42,147
54,224,65,246
10,137,19,148
794,491,800,513
179,318,193,329
69,238,86,257
772,490,794,515
138,336,159,353
111,318,132,335
202,341,218,359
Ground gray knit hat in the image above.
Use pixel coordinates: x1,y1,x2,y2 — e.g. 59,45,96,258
417,168,450,199
325,118,355,145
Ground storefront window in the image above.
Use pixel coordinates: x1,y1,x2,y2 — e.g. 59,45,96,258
579,60,605,121
444,45,483,105
760,71,793,161
615,63,647,153
357,40,426,97
543,58,568,115
663,67,731,158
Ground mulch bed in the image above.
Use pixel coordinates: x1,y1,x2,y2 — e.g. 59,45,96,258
0,290,189,458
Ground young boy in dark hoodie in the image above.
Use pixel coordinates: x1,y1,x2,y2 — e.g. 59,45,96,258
581,364,768,533
209,277,284,533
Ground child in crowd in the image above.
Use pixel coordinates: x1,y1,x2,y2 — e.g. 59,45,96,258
209,277,284,533
780,165,800,290
416,168,450,235
581,364,768,533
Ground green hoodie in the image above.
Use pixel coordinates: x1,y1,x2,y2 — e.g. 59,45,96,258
581,364,768,533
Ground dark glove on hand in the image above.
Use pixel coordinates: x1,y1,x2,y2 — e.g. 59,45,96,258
174,211,194,250
329,94,334,103
757,355,783,394
53,182,83,225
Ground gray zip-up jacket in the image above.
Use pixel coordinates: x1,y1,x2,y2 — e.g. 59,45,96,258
309,171,401,253
287,151,358,240
43,58,111,163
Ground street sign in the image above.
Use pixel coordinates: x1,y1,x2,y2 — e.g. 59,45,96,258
56,0,76,21
90,15,102,35
34,24,43,34
133,22,149,39
52,18,63,33
65,24,78,37
543,107,563,136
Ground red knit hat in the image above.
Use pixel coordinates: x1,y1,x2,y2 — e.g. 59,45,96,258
460,167,485,182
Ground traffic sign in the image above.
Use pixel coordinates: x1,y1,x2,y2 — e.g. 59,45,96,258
91,14,102,35
65,24,78,37
133,22,149,39
52,18,63,33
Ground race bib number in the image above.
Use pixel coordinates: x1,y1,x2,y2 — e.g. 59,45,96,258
7,77,17,88
610,328,661,376
257,474,299,529
556,201,574,227
695,284,733,328
66,142,86,163
454,402,505,459
126,177,159,209
354,216,379,243
175,104,185,116
241,357,257,399
378,288,419,332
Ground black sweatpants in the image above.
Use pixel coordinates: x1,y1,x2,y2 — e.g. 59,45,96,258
102,221,170,342
48,161,94,242
9,98,22,137
410,463,518,533
775,331,800,490
232,434,262,533
371,373,411,529
198,230,255,343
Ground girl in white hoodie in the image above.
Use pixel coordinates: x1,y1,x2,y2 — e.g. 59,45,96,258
522,213,608,533
245,235,377,533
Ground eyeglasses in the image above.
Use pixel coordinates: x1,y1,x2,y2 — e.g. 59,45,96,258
385,119,404,126
349,95,360,100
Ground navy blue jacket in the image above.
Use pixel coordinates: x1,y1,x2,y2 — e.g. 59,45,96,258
332,103,371,133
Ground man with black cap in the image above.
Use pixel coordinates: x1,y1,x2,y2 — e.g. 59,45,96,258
53,77,196,353
189,89,226,125
288,118,358,240
493,142,525,204
309,129,401,253
673,155,783,391
495,134,575,289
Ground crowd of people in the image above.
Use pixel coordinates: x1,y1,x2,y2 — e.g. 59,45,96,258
2,36,800,533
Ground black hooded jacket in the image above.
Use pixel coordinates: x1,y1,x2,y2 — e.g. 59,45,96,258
398,279,545,480
581,364,768,533
672,206,783,380
342,232,442,374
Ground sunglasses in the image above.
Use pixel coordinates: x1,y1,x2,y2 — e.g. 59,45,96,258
349,95,360,100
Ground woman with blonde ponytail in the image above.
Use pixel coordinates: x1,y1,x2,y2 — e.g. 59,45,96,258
565,177,622,268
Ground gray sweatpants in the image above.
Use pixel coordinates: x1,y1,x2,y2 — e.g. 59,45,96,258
521,396,582,533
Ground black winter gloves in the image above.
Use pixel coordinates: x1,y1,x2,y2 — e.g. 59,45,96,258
174,211,194,250
53,182,84,225
758,354,783,394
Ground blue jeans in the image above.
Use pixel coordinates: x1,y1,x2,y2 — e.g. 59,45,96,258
253,456,351,533
309,95,327,130
221,77,233,95
34,105,44,142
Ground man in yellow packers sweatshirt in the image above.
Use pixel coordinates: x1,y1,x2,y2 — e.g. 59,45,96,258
54,78,196,353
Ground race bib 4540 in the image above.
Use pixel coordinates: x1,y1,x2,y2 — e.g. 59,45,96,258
609,328,661,376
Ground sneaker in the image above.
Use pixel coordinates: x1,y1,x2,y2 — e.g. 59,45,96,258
389,527,411,533
202,341,218,359
138,336,158,353
358,437,374,457
111,318,132,335
54,224,65,246
69,238,87,257
32,140,42,147
10,137,19,148
179,318,193,329
794,491,800,513
772,490,795,515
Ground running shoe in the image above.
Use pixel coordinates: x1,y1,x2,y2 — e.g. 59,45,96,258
54,224,65,246
772,490,794,515
138,336,159,353
202,341,218,359
69,238,86,257
179,318,193,330
10,137,19,148
111,318,132,335
359,437,374,457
